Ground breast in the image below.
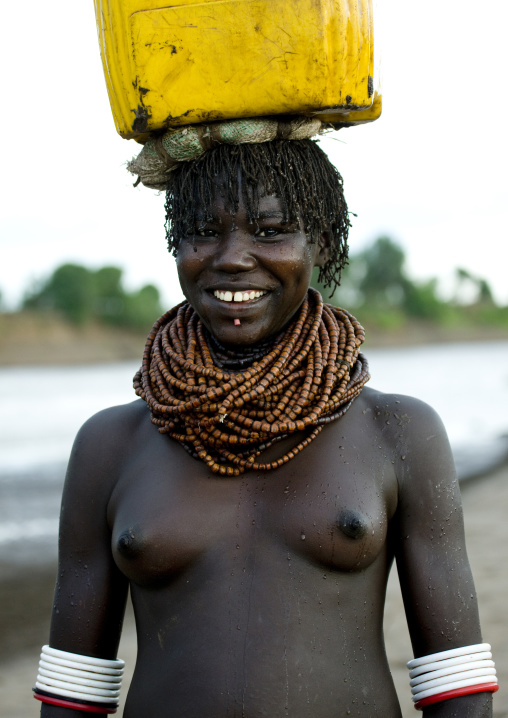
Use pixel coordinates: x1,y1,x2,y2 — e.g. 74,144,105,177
110,453,392,586
276,493,389,573
110,470,243,585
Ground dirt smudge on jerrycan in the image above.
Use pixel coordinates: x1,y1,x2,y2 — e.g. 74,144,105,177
94,0,381,140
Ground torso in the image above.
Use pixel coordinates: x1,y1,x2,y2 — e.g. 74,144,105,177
107,387,403,717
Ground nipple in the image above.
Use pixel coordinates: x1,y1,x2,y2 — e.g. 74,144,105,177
336,510,367,540
117,527,141,556
234,318,241,326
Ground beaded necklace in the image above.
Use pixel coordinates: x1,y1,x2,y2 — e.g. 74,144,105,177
134,288,370,476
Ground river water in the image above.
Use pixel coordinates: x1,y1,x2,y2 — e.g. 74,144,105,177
1,341,508,565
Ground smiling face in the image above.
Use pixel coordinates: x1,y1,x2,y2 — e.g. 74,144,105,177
166,141,351,300
176,190,327,347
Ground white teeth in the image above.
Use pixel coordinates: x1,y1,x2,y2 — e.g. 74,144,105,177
213,290,266,303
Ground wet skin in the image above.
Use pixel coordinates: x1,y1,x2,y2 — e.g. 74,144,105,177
175,193,327,347
43,194,492,717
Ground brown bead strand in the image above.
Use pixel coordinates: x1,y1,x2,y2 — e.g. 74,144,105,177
133,288,370,476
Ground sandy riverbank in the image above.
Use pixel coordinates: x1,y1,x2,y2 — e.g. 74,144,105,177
1,310,507,366
0,313,148,367
1,464,507,718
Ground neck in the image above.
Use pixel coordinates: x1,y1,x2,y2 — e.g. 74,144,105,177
205,328,285,371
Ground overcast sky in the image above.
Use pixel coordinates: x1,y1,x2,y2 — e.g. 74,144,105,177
1,0,507,310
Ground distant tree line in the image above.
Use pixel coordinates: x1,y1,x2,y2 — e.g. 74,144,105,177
2,238,506,332
312,236,507,329
22,264,162,330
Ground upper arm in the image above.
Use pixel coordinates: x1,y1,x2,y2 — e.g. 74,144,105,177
392,397,483,658
48,405,136,658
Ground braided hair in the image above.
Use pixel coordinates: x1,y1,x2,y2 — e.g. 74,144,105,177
164,139,350,293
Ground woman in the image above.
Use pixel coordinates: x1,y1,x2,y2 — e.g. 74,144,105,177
35,139,496,716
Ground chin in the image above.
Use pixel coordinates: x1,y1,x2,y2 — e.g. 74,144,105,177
210,326,266,348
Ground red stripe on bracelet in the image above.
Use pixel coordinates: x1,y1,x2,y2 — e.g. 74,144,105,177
33,692,117,713
414,683,499,709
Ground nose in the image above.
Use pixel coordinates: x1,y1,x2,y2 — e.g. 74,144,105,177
212,231,257,273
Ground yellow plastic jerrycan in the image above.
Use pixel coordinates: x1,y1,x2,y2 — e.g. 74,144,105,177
94,0,381,141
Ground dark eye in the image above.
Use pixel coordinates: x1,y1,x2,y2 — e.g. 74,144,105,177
186,228,217,238
256,228,280,238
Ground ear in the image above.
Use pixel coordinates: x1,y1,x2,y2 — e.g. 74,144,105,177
314,228,332,267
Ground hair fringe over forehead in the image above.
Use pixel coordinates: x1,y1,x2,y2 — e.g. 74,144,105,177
164,139,350,293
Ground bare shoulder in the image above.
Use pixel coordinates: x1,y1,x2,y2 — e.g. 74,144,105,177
356,386,455,488
64,399,151,500
74,398,149,445
358,384,445,423
356,385,449,440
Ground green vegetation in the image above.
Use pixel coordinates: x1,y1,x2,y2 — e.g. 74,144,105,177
312,236,508,333
22,263,162,330
2,239,507,343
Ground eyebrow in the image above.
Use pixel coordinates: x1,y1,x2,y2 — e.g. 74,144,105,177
194,210,289,223
256,210,286,220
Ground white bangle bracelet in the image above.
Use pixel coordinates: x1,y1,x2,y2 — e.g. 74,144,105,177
407,643,491,669
412,675,498,703
412,668,497,696
410,661,496,688
38,667,121,691
407,644,498,711
409,651,492,678
41,645,124,669
40,654,124,676
36,675,121,698
34,645,125,713
39,659,122,682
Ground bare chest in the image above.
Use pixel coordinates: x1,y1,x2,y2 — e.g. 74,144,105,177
109,415,398,586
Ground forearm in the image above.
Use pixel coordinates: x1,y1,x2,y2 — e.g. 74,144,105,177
423,692,493,717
